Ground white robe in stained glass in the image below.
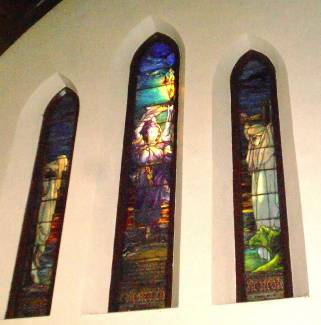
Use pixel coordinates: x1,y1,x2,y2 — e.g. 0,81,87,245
245,123,280,230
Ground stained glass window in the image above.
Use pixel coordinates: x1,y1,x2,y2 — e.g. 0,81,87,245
108,33,180,312
6,88,79,318
231,50,292,302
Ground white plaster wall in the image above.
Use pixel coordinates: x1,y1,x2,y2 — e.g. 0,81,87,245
0,0,320,324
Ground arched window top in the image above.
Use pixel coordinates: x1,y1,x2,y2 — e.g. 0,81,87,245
129,32,180,113
44,88,79,121
232,49,275,73
131,32,179,69
6,87,79,318
231,50,292,302
41,88,79,163
109,33,180,312
231,50,276,111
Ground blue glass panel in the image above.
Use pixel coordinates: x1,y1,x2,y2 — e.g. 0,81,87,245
139,42,175,73
47,95,78,121
45,121,75,140
43,119,76,161
135,86,172,109
238,60,272,115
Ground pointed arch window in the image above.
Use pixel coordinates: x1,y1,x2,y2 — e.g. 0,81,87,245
109,33,180,312
6,88,79,318
231,50,292,302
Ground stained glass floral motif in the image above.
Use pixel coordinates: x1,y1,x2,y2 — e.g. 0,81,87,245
6,88,79,318
231,51,292,301
109,34,179,312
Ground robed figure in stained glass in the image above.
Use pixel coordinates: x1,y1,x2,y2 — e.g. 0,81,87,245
109,33,179,312
132,104,173,238
241,102,280,230
6,89,79,318
241,102,280,262
231,50,292,302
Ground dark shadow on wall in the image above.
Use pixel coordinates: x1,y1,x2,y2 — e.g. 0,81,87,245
0,0,62,56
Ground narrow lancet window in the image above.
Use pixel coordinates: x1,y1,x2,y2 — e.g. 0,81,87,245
109,33,180,311
231,51,292,302
6,88,79,318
